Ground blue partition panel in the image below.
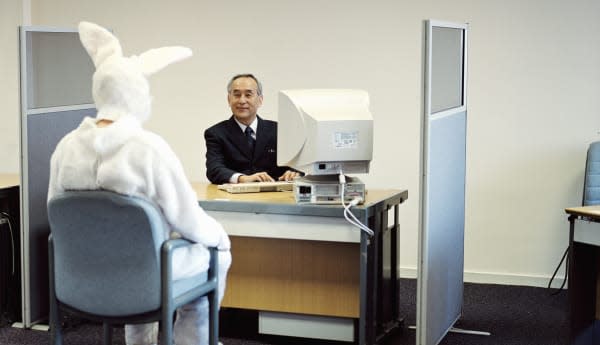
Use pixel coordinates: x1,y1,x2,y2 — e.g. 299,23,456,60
24,108,94,325
418,19,468,345
420,110,466,345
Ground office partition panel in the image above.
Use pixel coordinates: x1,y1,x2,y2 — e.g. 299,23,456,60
19,26,95,327
417,20,468,345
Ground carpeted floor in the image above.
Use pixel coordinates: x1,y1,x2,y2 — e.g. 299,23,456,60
0,278,569,345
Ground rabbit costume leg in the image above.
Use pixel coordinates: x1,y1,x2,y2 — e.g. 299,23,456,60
124,251,230,345
125,323,158,345
173,251,231,345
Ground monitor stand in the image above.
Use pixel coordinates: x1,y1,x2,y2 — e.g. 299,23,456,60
293,175,365,204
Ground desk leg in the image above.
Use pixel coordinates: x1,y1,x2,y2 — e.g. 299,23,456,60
359,203,403,345
569,215,600,344
359,225,372,345
369,211,381,345
359,212,378,345
568,215,576,341
387,205,401,330
376,204,403,342
569,215,574,294
387,205,401,325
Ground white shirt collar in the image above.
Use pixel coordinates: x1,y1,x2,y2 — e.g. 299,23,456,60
234,116,258,135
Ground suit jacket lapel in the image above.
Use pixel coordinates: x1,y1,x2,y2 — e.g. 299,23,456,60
226,116,253,158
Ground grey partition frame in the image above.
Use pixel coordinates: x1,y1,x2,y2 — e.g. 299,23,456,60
19,26,95,327
417,20,468,345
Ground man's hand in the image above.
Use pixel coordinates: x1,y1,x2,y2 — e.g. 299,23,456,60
238,172,275,183
278,170,300,181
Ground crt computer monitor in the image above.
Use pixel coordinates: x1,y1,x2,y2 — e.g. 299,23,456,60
277,89,373,176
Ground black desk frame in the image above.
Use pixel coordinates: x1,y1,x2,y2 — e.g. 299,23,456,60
0,185,21,325
567,214,600,345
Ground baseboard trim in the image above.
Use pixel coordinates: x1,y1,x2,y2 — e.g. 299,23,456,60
399,267,567,289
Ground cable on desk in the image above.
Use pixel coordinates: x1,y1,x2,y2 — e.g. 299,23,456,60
339,173,374,236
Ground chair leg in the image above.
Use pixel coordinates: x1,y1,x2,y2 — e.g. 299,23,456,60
161,309,173,345
209,290,219,345
103,323,113,345
49,298,63,345
49,239,63,345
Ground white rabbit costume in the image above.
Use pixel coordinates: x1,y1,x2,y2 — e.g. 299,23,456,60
47,21,231,345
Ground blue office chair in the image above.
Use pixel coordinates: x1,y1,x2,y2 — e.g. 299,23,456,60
582,141,600,206
47,190,219,345
549,141,600,292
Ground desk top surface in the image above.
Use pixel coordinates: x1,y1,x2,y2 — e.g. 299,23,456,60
0,174,408,216
0,173,19,189
565,205,600,219
192,182,408,217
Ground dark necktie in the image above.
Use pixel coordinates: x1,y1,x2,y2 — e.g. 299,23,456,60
245,126,255,151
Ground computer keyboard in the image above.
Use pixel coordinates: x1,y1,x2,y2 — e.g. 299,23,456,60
217,181,294,194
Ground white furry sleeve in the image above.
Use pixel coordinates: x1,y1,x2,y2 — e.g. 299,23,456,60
47,139,65,202
149,137,230,250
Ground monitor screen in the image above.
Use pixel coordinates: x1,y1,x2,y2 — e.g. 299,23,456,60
277,89,373,175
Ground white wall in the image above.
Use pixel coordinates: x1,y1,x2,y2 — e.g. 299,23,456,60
1,0,598,287
0,0,24,173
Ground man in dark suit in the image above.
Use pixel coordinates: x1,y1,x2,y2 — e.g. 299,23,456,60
204,74,300,184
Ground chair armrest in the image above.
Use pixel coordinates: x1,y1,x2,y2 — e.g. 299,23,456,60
161,239,218,259
162,238,194,253
161,239,218,282
158,239,219,321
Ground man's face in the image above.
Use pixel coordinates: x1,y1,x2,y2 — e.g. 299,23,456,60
228,77,263,124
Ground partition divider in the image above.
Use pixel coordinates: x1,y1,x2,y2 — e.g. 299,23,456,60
417,20,469,345
19,26,95,327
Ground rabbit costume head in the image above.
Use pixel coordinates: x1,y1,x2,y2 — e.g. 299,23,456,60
78,21,192,123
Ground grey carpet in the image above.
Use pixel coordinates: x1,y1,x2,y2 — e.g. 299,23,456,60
0,278,569,345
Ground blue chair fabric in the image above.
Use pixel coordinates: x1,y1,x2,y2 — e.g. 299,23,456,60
583,141,600,206
47,190,219,345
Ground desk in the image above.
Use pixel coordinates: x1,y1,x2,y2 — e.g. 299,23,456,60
193,183,408,345
565,206,600,344
0,174,21,324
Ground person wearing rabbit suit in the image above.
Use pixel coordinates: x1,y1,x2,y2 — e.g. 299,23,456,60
47,21,231,345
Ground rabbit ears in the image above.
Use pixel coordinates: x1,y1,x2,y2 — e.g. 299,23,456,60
78,21,192,76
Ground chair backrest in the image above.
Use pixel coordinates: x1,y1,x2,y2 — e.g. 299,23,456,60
48,190,168,316
583,141,600,206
